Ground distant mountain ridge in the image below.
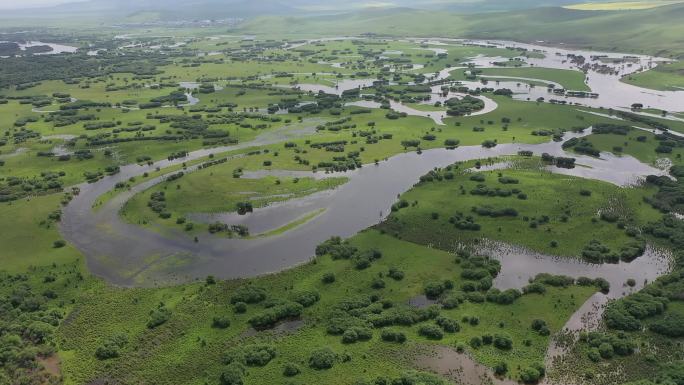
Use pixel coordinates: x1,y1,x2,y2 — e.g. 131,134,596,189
0,0,632,19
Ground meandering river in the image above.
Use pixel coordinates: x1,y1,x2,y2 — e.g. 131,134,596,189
48,37,684,385
60,123,668,287
291,37,683,123
55,37,684,382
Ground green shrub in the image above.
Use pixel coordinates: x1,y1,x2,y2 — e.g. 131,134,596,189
435,316,460,333
494,361,508,376
598,343,614,359
283,363,300,377
224,344,276,367
309,348,336,369
230,286,267,304
219,364,245,385
147,307,171,329
94,334,127,360
388,267,405,281
418,324,444,340
650,314,684,337
212,316,231,329
233,302,247,314
423,281,446,299
380,329,406,343
53,240,66,248
493,334,513,350
520,367,541,383
248,302,303,329
292,290,320,307
322,272,336,284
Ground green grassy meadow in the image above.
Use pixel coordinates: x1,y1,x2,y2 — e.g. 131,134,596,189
53,230,596,385
378,162,661,257
622,61,684,91
1,27,683,385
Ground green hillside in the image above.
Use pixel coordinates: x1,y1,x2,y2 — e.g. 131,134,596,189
239,4,684,57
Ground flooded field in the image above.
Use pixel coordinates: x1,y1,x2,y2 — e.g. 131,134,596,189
0,40,79,55
415,345,518,385
294,37,683,123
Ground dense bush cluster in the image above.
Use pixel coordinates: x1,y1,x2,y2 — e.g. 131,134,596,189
644,176,684,216
590,123,631,136
650,313,684,337
207,222,249,237
445,95,485,116
146,306,172,329
449,211,481,231
322,290,439,345
223,344,276,367
472,206,519,218
581,239,646,264
316,237,384,272
604,292,668,331
541,153,576,168
562,137,600,157
291,290,320,308
579,331,635,361
309,348,336,370
230,286,267,304
0,273,66,382
616,111,670,131
95,333,128,360
380,329,407,343
248,301,303,329
0,172,66,202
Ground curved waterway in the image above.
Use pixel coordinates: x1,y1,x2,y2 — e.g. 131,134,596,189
60,125,667,287
292,37,684,122
420,38,684,114
346,93,498,126
60,123,673,381
497,40,680,110
57,37,682,383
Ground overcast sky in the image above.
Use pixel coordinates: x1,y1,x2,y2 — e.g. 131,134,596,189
0,0,80,9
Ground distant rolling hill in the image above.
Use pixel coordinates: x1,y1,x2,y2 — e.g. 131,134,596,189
0,0,662,19
1,0,682,57
238,3,684,57
2,0,298,20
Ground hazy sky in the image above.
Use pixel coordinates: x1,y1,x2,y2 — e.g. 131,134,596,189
0,0,79,9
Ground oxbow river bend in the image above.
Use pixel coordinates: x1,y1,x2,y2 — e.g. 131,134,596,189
58,38,684,287
57,38,682,381
61,126,669,287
